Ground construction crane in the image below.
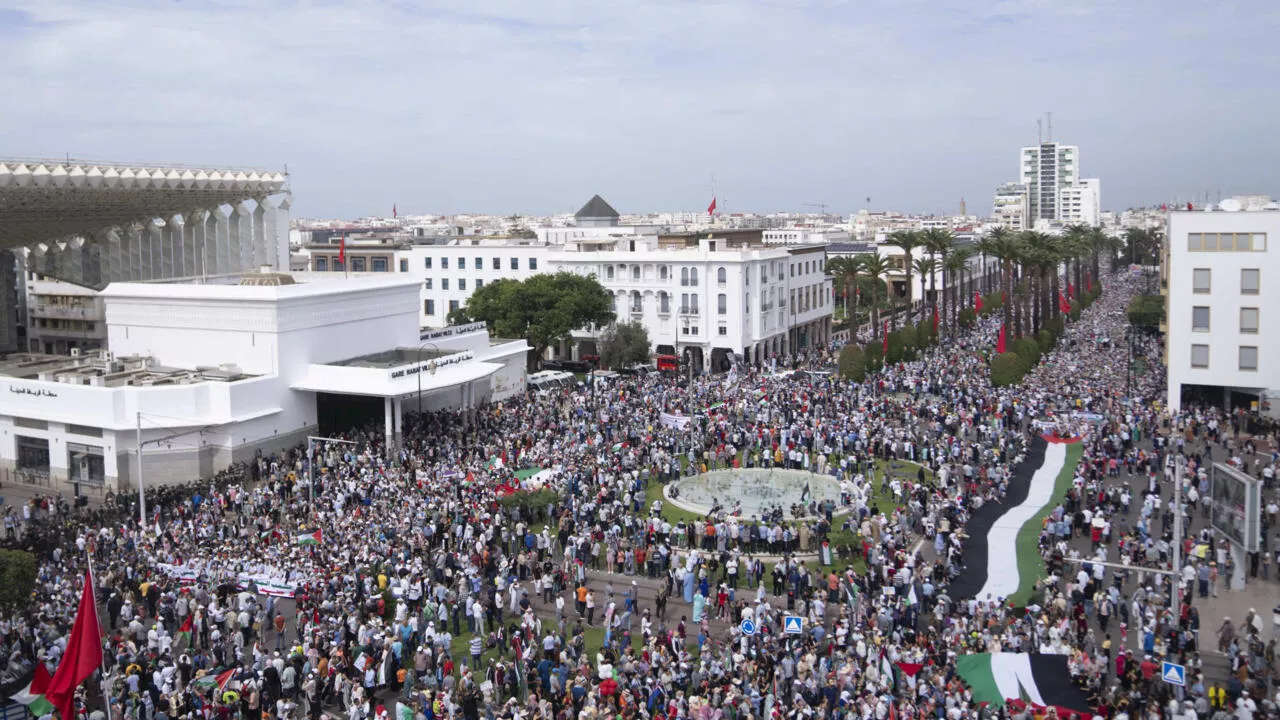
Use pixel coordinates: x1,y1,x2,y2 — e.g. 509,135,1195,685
801,202,829,215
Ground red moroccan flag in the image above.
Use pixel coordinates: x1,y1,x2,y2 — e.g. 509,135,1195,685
974,291,984,312
996,324,1007,354
882,322,888,354
1001,291,1006,303
1085,273,1092,292
932,306,939,333
338,233,346,264
44,571,103,720
707,197,717,215
1067,282,1076,298
896,662,925,677
1059,293,1072,314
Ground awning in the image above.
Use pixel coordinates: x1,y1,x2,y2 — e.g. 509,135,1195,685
291,360,502,398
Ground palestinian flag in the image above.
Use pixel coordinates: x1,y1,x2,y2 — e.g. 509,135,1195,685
11,663,55,717
954,653,1092,716
949,436,1083,606
176,614,193,646
295,529,322,546
194,668,236,692
512,468,545,481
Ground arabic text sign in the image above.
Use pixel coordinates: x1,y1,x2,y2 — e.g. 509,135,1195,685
9,385,58,399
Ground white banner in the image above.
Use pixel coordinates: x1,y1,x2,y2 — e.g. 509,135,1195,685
156,563,298,598
659,411,692,429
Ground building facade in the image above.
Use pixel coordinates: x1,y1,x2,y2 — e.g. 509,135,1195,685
1164,208,1278,412
23,277,107,355
992,183,1030,231
1020,142,1080,222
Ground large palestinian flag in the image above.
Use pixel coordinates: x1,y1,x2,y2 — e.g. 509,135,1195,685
950,435,1083,606
955,653,1092,716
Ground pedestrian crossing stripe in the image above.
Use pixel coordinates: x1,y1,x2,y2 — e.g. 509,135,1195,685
783,615,804,634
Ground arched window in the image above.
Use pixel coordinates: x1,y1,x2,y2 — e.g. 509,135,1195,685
680,267,689,286
631,290,642,312
717,267,727,285
660,266,669,281
659,291,670,314
690,268,699,286
717,293,727,315
606,266,615,280
632,266,641,280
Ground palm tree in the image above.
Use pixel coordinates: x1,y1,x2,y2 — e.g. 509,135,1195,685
860,253,890,337
826,255,863,319
1062,225,1090,301
943,247,973,329
977,229,1022,341
885,230,922,329
921,228,954,335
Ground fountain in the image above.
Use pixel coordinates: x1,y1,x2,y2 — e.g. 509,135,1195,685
665,468,846,520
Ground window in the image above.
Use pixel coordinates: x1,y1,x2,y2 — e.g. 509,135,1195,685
606,266,615,280
681,293,700,315
681,268,689,286
660,266,669,281
424,278,433,289
474,257,482,270
351,257,366,272
1240,346,1258,371
1193,269,1210,293
1241,307,1259,333
424,300,435,315
690,268,699,286
718,293,727,315
1190,344,1208,368
511,257,519,270
372,257,388,272
315,257,328,272
1242,269,1260,294
1189,233,1269,252
424,257,433,269
441,257,449,269
717,267,727,285
476,279,484,289
631,291,642,312
399,259,408,273
658,292,670,314
459,279,466,291
1192,306,1209,332
491,257,500,270
718,325,728,336
442,279,449,291
529,258,537,270
449,300,460,313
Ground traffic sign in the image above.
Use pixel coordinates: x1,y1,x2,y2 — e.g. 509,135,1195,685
1161,661,1185,686
783,615,804,634
740,619,756,636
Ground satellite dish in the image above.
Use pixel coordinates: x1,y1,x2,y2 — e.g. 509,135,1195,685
1219,198,1243,212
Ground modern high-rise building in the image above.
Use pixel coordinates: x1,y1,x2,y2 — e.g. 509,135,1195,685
1019,142,1080,222
992,182,1030,231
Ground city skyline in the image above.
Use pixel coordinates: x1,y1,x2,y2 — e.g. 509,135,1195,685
1,0,1276,218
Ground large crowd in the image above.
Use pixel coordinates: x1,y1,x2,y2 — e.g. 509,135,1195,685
3,269,1280,720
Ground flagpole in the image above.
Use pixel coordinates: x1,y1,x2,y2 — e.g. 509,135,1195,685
85,552,112,720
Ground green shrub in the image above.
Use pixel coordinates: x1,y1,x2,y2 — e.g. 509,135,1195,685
916,321,935,348
863,341,884,373
884,331,904,365
0,550,35,611
1013,337,1041,367
897,325,918,361
1068,305,1081,322
1045,316,1064,338
990,352,1025,387
1037,329,1056,354
838,345,867,381
979,292,1003,318
958,308,976,328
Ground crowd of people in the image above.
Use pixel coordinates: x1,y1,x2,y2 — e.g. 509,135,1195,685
3,268,1279,720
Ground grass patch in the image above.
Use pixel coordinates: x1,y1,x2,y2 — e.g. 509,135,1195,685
1009,442,1084,607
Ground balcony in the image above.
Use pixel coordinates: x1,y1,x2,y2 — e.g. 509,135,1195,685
30,304,98,320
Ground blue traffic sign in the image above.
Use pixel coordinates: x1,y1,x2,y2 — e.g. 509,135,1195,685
740,619,757,635
1161,661,1185,687
783,615,804,634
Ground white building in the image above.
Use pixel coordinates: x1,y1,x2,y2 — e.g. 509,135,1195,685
1059,178,1101,227
762,228,851,245
1020,142,1080,222
1164,205,1279,412
992,183,1030,231
548,231,834,371
0,272,528,491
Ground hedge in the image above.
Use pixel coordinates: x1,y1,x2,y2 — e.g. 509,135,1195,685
838,345,866,381
1037,329,1056,354
1128,294,1163,328
897,325,918,361
958,308,976,328
863,341,884,373
885,331,905,365
990,352,1025,387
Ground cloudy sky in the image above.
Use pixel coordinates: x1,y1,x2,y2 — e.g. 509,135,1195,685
1,0,1276,218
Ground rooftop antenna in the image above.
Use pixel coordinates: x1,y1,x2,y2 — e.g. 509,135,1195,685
1037,118,1043,145
1047,112,1053,143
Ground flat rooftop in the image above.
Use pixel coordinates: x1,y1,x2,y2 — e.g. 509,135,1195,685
331,347,462,369
0,351,253,387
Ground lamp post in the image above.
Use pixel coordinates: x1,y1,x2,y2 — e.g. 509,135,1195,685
416,342,440,418
307,436,357,507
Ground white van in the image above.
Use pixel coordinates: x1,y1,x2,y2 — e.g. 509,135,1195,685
528,370,575,393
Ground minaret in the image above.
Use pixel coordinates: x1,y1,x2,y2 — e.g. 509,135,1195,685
959,197,967,217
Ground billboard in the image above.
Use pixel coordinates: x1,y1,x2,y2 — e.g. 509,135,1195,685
1210,462,1261,552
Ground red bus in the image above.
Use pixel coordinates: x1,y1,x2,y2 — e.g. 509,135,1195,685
655,354,679,372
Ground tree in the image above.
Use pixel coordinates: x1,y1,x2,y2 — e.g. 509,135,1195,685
457,272,615,367
860,254,891,336
599,321,652,369
838,344,866,381
921,228,954,334
885,230,922,329
943,247,973,329
978,228,1022,341
0,550,36,611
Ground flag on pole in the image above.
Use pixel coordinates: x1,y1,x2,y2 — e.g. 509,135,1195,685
44,571,103,720
707,197,717,215
393,204,397,218
932,306,939,333
296,529,322,546
1066,282,1076,298
974,291,984,312
11,663,55,717
882,322,888,354
215,668,236,692
1058,293,1071,314
338,233,346,264
1085,273,1092,292
996,324,1007,354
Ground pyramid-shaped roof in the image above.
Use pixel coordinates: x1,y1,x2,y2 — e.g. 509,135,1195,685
574,194,619,219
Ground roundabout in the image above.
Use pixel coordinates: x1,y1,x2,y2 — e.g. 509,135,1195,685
662,467,848,520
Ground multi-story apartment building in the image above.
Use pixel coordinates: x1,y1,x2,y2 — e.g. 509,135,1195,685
1059,178,1101,227
1164,205,1279,412
23,276,107,355
1020,142,1080,222
992,183,1030,231
548,230,833,372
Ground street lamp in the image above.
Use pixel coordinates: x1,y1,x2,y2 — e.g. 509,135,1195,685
416,342,440,418
307,435,357,507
